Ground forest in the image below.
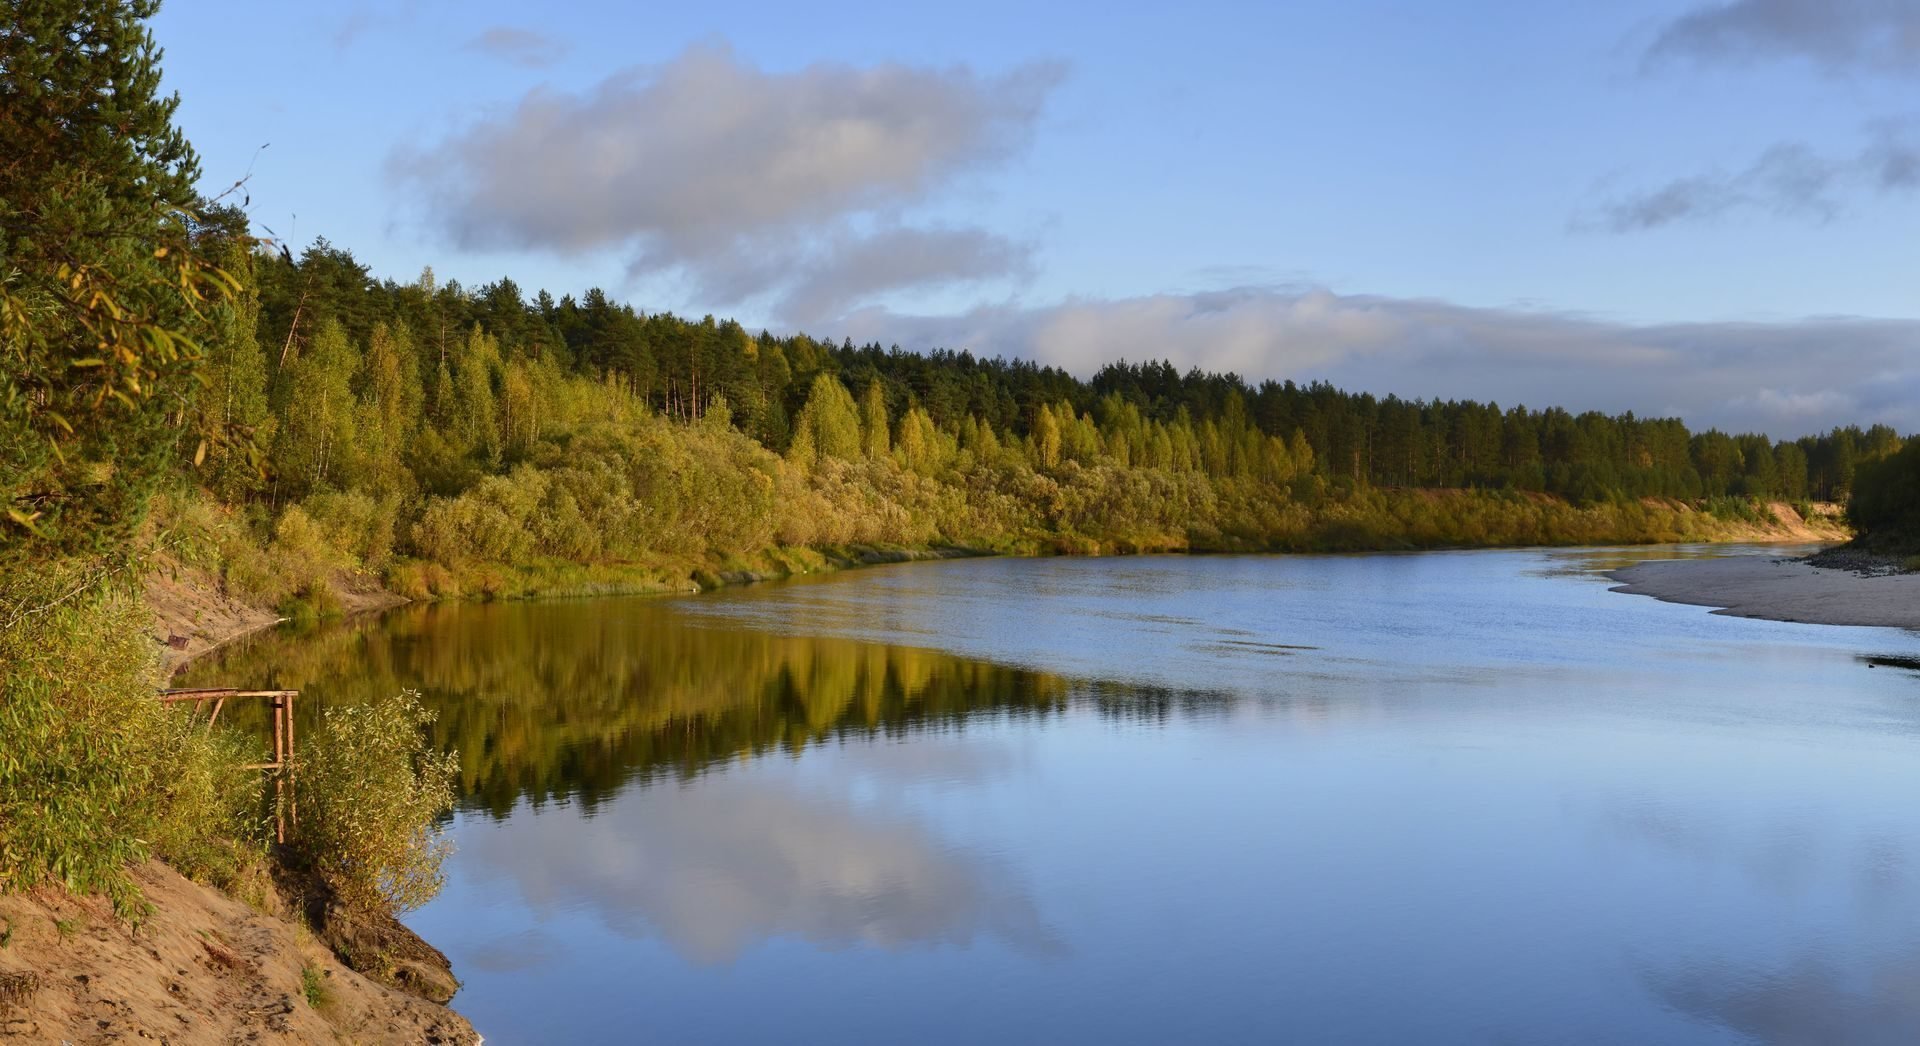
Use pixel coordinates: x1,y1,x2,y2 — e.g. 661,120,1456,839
109,229,1884,614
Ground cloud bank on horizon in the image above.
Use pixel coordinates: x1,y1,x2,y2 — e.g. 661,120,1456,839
830,287,1920,438
376,0,1919,441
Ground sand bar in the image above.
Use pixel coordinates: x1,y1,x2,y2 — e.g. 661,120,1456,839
1608,555,1920,629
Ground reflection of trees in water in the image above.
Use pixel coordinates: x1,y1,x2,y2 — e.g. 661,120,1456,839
180,599,1224,817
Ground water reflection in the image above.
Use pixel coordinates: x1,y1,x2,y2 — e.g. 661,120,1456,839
179,598,1221,815
1645,950,1920,1046
463,771,1062,964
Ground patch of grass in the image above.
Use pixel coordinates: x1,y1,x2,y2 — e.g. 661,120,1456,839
300,962,331,1009
53,917,81,941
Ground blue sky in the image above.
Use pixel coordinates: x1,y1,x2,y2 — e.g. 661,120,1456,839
150,0,1920,436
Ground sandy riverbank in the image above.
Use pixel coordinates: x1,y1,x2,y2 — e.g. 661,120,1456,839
0,861,477,1044
146,555,412,675
0,568,476,1044
1608,555,1920,629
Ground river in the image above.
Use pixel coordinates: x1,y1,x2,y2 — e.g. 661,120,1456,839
183,547,1920,1044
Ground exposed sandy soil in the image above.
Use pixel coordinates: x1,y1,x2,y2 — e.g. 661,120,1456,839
1609,554,1920,629
145,558,408,675
1750,501,1850,544
0,861,476,1045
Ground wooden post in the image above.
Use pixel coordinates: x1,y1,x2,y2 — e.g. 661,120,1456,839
156,688,299,845
286,692,297,834
272,692,285,844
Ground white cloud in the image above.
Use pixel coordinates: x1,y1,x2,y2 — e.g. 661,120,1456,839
393,42,1061,320
1583,123,1920,232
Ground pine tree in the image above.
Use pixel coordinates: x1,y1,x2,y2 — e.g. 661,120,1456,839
0,0,234,562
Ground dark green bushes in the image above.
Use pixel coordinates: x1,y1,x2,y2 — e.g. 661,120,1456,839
1848,439,1920,545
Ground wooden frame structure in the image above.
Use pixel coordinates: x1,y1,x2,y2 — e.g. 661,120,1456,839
158,688,299,843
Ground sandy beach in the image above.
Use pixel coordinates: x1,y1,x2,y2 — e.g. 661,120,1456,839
1609,555,1920,629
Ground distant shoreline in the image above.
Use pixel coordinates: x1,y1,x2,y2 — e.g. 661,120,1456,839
1608,555,1920,629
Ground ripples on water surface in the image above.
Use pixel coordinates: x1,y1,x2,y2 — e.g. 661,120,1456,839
184,547,1920,1045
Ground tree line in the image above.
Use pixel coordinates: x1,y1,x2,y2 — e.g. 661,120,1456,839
222,239,1894,524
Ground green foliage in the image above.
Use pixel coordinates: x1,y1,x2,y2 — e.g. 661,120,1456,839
272,319,358,497
0,564,258,914
789,373,862,469
860,381,890,459
159,230,1876,593
146,716,268,893
300,963,331,1010
192,242,274,502
0,0,237,565
290,693,457,914
1847,437,1920,543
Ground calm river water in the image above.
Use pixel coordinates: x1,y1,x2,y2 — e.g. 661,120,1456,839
185,547,1920,1045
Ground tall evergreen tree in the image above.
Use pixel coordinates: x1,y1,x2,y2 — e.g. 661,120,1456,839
0,0,234,563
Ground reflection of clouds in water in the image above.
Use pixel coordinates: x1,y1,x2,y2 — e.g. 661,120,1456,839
1645,950,1920,1046
465,774,1063,965
1603,797,1920,1042
1597,800,1817,895
1595,798,1913,910
463,928,561,973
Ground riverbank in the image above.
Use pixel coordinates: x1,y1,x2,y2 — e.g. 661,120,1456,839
147,553,412,674
168,494,1844,641
0,570,479,1043
1608,554,1920,629
0,862,477,1043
